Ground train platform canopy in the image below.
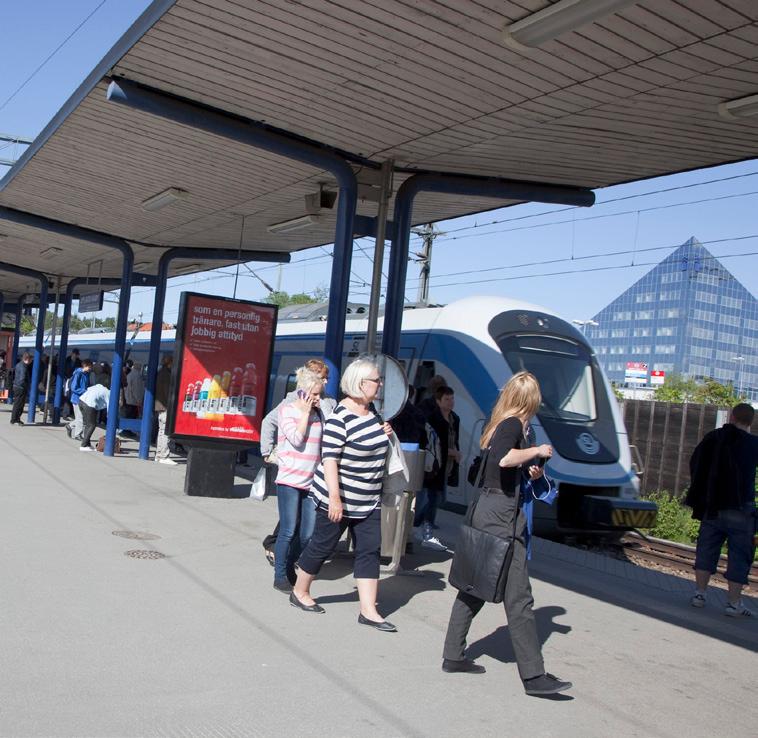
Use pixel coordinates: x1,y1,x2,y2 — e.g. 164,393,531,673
1,0,757,300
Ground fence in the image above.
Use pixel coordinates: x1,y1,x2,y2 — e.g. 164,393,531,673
621,400,726,497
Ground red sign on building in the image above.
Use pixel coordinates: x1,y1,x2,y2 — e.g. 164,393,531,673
650,370,665,385
167,292,278,446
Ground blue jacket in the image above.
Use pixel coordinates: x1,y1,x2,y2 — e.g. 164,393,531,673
70,368,89,405
520,472,559,559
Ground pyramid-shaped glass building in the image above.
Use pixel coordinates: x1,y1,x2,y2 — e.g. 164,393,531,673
586,237,757,399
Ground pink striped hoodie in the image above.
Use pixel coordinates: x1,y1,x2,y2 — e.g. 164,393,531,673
275,402,323,490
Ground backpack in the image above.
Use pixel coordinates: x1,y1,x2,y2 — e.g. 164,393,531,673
423,422,441,475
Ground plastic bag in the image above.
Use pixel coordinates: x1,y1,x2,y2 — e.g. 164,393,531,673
250,466,267,501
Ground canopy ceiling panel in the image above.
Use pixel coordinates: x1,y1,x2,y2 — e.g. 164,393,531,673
0,0,755,283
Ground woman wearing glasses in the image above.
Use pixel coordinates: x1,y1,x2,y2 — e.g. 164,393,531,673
290,356,396,631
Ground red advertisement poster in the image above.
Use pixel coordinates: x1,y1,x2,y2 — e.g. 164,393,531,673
168,292,277,445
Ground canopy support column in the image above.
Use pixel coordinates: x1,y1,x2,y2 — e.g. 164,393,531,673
382,173,596,357
138,248,290,461
107,78,359,398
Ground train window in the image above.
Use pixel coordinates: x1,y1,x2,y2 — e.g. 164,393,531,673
499,335,597,421
284,373,297,396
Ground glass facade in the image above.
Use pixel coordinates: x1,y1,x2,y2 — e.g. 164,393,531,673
587,237,758,400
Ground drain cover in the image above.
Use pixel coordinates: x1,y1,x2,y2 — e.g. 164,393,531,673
112,530,161,541
124,549,166,560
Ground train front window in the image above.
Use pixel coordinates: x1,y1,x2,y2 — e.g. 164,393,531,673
499,334,597,422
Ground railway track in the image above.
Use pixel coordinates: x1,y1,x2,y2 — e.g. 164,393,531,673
621,533,758,589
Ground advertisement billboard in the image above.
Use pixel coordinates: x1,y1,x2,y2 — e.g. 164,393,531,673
624,361,648,384
167,292,278,447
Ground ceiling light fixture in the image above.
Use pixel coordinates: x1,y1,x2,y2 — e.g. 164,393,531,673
141,187,189,212
502,0,638,51
40,246,63,257
718,93,758,120
267,214,322,234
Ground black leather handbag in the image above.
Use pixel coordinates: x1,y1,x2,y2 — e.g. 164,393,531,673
448,492,516,604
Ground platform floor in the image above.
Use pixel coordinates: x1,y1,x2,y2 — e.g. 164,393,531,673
1,408,756,738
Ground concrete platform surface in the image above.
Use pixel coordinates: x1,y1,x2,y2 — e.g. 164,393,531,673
1,410,756,738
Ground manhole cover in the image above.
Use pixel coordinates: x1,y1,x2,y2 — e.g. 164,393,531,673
124,549,166,560
112,530,161,541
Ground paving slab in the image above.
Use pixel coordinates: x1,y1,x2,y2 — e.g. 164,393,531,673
0,408,755,738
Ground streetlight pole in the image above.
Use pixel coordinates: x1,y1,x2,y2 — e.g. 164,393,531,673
572,318,598,335
733,355,745,396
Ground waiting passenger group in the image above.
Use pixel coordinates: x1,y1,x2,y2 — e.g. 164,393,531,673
258,355,571,695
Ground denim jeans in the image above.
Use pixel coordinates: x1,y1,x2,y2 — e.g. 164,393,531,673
414,486,445,528
694,506,757,585
274,485,316,582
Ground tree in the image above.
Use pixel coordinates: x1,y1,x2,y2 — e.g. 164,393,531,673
693,377,743,407
265,291,317,308
653,373,698,403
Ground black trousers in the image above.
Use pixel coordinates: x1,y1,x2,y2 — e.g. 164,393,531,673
298,505,381,579
80,402,99,448
10,388,26,423
443,488,545,680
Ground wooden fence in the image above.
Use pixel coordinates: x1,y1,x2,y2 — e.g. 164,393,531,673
621,400,727,497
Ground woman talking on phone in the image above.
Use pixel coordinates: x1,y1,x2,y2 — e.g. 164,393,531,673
442,371,572,697
272,366,327,593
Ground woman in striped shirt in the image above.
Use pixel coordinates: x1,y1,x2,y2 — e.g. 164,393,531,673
272,366,326,593
291,357,396,632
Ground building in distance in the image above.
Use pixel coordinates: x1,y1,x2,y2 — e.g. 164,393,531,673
586,237,757,400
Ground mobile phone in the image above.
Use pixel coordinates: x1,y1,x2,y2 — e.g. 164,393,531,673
537,455,546,468
296,389,306,399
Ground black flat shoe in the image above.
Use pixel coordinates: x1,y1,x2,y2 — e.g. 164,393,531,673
358,613,397,632
442,658,486,674
523,673,572,696
289,591,325,614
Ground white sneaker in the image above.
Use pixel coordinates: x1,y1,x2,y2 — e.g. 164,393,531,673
79,446,94,453
724,600,754,618
690,592,706,608
158,457,178,466
421,535,448,552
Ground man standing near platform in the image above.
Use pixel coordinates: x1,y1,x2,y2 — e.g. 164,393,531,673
687,403,757,617
10,352,33,425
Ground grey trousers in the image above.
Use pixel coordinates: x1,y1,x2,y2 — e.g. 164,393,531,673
443,488,545,680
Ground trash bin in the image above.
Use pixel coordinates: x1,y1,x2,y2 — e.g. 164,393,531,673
381,444,425,569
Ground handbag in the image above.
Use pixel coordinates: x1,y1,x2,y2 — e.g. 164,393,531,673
383,432,410,507
448,491,516,604
249,466,267,501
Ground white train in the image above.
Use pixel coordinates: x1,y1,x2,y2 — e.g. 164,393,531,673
26,295,655,537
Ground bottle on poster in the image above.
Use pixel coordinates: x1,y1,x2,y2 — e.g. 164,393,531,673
197,377,212,418
240,362,258,417
228,367,243,414
219,370,232,413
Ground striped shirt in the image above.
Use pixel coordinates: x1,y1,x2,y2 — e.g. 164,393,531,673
275,402,323,490
310,404,389,519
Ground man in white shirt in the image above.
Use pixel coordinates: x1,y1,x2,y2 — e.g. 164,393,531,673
78,384,110,452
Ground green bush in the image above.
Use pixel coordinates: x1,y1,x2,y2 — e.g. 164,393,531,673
643,491,700,544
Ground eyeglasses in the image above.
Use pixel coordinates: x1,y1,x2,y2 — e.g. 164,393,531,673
363,376,383,384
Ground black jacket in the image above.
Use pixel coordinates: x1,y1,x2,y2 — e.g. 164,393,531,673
685,424,745,521
13,360,29,391
422,402,460,491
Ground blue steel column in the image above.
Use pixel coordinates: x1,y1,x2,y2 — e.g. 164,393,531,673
139,254,170,461
105,247,134,456
382,174,596,357
53,278,123,424
8,298,23,404
106,79,358,396
12,296,24,365
53,281,76,425
28,281,49,423
138,247,290,460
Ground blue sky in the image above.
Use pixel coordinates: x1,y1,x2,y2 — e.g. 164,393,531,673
2,0,757,326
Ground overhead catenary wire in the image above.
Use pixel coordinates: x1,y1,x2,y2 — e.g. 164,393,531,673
0,0,110,114
402,233,758,285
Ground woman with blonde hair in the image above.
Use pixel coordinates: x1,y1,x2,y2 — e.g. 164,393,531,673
441,371,572,696
290,356,396,631
271,365,327,592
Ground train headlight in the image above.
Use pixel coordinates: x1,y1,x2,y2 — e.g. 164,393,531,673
618,479,640,500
